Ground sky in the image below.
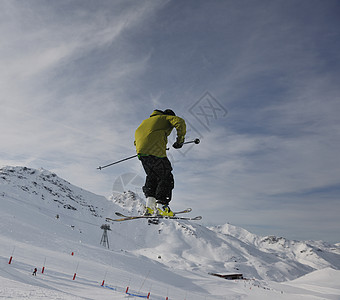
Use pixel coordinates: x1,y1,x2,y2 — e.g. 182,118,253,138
1,0,340,243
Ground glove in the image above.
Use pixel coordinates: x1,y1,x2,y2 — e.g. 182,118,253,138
172,141,183,149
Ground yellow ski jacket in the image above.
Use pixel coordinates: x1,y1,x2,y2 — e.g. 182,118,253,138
135,110,186,158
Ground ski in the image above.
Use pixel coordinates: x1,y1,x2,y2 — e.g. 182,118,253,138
114,208,192,218
106,215,202,222
106,208,200,222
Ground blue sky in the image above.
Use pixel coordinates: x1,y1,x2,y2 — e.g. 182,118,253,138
1,0,340,243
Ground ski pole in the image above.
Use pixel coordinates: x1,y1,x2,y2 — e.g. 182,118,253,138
97,154,138,170
183,138,200,145
97,138,200,170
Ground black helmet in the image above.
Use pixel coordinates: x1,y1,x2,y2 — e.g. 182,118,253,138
164,109,176,116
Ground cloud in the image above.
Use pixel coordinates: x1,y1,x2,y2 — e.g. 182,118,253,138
0,0,167,194
1,0,339,242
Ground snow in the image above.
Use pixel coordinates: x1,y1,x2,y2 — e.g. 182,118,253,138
0,166,339,299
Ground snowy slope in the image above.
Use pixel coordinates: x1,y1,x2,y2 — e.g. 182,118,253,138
1,166,339,299
211,224,340,273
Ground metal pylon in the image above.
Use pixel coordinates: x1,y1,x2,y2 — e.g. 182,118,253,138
100,224,111,248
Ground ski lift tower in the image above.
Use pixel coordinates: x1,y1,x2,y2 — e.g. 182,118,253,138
100,224,111,249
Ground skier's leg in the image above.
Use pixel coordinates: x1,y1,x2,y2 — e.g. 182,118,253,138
155,157,174,205
154,157,174,216
140,156,157,198
140,156,160,215
141,156,175,216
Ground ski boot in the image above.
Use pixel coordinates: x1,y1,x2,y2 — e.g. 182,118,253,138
155,203,174,217
143,197,156,216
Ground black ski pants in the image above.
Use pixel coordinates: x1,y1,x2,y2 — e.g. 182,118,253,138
139,155,174,205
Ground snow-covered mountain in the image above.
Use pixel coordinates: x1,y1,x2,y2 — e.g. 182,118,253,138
1,166,339,299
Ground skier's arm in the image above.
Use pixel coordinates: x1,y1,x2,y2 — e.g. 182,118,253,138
168,116,186,145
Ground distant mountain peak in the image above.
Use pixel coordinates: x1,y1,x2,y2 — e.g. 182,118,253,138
108,190,145,215
0,165,101,217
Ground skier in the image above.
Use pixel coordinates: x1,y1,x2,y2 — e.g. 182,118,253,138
135,109,186,217
32,268,37,276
